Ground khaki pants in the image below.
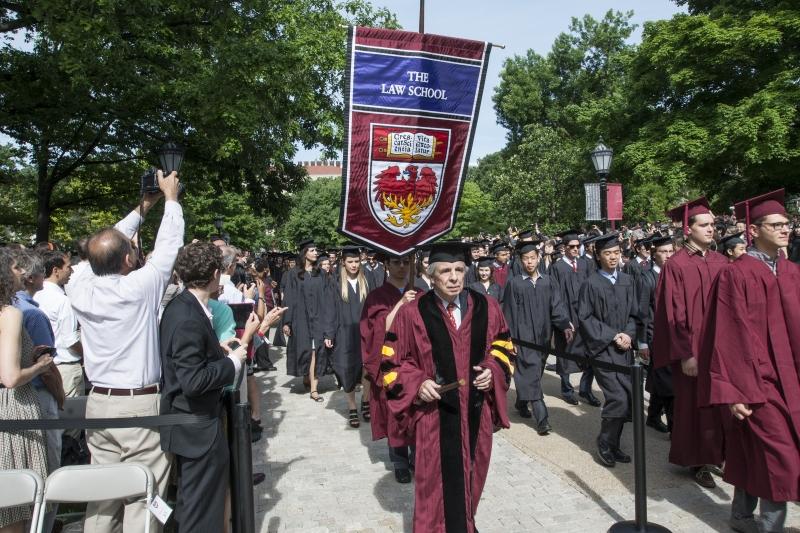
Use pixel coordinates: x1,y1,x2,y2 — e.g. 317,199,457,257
56,363,85,440
83,391,172,533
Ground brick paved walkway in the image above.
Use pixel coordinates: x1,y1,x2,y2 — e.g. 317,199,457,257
254,347,799,533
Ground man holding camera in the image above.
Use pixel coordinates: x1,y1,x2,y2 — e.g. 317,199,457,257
159,242,250,532
69,170,183,533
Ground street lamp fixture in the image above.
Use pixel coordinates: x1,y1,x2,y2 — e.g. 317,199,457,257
590,137,613,176
590,138,614,231
158,142,185,175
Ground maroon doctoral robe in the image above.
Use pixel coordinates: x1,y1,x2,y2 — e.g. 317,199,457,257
651,247,727,467
383,289,512,533
698,255,800,501
359,282,412,446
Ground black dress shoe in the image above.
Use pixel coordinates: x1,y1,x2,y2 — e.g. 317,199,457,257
252,473,266,485
562,395,579,406
265,365,278,371
612,448,631,463
515,400,532,418
579,391,602,407
394,468,412,484
596,439,616,467
646,418,669,433
536,421,552,436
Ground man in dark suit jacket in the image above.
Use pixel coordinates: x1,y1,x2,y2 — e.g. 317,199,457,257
160,242,249,533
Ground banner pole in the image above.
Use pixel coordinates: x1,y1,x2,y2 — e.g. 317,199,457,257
419,0,424,34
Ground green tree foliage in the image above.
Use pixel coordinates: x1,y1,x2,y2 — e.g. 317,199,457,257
482,11,638,228
0,1,397,241
623,2,800,208
447,180,503,238
276,177,346,250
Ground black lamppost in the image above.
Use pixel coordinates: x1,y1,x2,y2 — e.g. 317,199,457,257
590,137,613,232
158,142,185,175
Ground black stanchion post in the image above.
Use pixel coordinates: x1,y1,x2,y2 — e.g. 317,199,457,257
226,395,242,533
608,362,671,533
233,402,255,533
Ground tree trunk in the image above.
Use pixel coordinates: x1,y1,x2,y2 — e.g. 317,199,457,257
35,147,53,244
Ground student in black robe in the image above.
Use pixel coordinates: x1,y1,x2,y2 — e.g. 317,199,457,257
502,241,573,435
571,232,639,467
580,236,598,274
468,256,502,301
326,246,372,428
283,239,327,401
465,242,483,285
549,230,601,407
623,237,651,278
364,250,386,290
414,249,432,292
635,236,675,433
718,231,747,261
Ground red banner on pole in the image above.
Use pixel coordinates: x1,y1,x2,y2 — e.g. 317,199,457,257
338,27,491,255
607,183,623,221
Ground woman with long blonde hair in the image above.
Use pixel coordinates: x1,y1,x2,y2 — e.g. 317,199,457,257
325,246,371,428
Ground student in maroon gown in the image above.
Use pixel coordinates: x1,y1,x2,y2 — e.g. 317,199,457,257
490,241,511,289
651,197,726,488
359,252,417,484
383,241,513,533
699,189,800,533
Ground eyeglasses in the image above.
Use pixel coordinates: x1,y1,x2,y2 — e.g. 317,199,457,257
566,244,580,249
757,222,790,231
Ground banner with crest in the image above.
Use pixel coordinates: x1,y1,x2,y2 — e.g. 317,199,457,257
338,26,491,255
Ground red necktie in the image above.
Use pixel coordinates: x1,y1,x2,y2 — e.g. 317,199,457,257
572,260,578,273
641,260,647,267
446,302,457,328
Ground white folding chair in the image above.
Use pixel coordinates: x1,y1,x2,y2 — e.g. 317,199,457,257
0,469,44,533
39,463,155,533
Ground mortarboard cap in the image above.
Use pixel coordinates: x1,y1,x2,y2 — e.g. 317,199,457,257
515,240,541,255
429,240,470,264
649,235,673,249
340,245,361,258
517,227,536,240
296,238,315,250
734,189,786,231
475,256,494,268
490,241,511,255
594,232,621,251
718,232,746,251
666,197,712,236
556,229,581,243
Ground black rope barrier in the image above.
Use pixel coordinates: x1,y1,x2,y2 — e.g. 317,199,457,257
511,336,671,533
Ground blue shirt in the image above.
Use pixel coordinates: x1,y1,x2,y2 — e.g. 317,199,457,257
13,290,55,388
599,269,618,285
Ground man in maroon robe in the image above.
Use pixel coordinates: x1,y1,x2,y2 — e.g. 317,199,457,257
383,241,513,533
699,189,800,533
651,197,726,488
360,252,418,483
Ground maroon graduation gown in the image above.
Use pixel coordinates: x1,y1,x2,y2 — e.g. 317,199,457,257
698,255,800,501
384,290,512,533
492,262,509,289
651,247,726,466
359,282,412,446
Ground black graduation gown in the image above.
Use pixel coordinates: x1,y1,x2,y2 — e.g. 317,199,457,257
328,279,369,392
579,255,597,274
636,266,673,398
284,271,328,377
502,274,571,402
468,281,502,302
572,271,639,419
365,264,385,290
414,276,432,292
549,258,590,374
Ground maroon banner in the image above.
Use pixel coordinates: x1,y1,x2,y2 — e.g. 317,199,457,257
607,183,624,221
338,27,491,255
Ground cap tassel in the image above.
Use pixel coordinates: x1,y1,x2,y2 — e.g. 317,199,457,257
745,200,751,246
683,205,689,236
